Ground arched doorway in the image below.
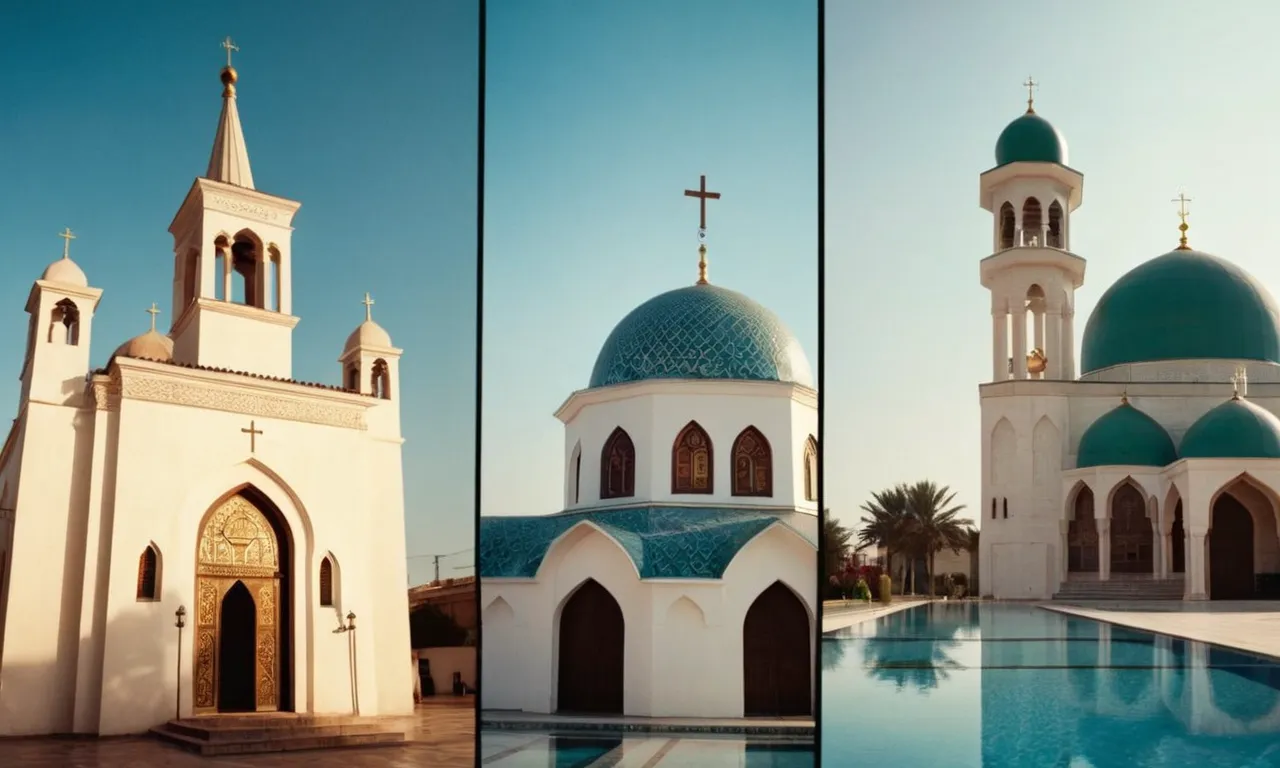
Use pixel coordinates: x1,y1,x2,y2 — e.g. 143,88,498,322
1067,487,1099,573
193,488,292,714
1171,501,1185,573
1110,484,1153,574
743,581,810,716
1210,494,1255,600
557,579,624,714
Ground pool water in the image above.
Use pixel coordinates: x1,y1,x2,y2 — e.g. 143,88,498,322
823,602,1280,767
481,730,815,767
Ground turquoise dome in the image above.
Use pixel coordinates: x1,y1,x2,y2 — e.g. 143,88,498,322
995,112,1068,166
1081,249,1280,374
589,284,812,389
1181,397,1280,459
1076,402,1177,468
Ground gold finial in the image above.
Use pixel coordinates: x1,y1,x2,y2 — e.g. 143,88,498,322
683,174,721,285
57,227,76,260
1120,387,1129,405
696,244,709,285
146,303,161,332
362,292,375,322
1172,191,1192,250
1231,366,1247,400
220,37,240,91
1023,76,1038,114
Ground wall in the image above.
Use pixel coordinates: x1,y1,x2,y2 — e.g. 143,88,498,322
413,646,475,696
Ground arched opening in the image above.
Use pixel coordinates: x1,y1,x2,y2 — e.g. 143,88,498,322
1067,486,1099,573
371,359,391,400
344,363,360,392
217,580,257,712
803,435,818,502
1110,483,1153,574
213,236,230,302
732,426,772,497
557,579,624,714
568,442,582,505
230,233,262,307
1003,498,1009,519
600,427,635,499
743,581,810,716
672,421,713,494
1047,201,1064,248
998,202,1015,249
49,298,80,345
319,556,335,607
1210,493,1255,600
1171,500,1185,573
1024,284,1046,377
136,545,159,601
267,245,282,312
1021,197,1043,246
182,248,200,310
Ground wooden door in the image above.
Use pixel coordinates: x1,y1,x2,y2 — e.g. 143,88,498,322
557,579,624,714
743,582,810,716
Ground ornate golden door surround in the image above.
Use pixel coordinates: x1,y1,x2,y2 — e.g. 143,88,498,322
194,492,283,713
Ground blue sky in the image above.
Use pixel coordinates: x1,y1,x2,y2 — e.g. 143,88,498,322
826,1,1280,534
0,1,478,585
481,0,818,516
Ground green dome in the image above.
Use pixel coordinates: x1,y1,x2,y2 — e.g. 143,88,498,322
1077,402,1177,468
995,112,1068,166
1180,398,1280,459
1081,249,1280,374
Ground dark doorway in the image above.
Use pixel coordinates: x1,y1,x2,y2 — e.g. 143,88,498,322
1211,494,1255,600
1110,484,1153,574
1067,487,1099,572
557,579,624,714
743,581,811,716
1171,501,1185,573
218,581,257,712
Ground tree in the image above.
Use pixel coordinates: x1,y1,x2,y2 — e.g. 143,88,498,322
963,526,980,595
858,484,912,594
902,481,973,596
823,511,853,581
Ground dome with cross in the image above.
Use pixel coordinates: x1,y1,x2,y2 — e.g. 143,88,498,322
994,78,1069,167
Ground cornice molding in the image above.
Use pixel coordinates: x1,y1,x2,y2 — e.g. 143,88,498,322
555,378,818,423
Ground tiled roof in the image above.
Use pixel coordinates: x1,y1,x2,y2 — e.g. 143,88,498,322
97,356,373,397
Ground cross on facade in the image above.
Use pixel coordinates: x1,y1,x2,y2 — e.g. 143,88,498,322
58,227,76,259
241,419,264,453
683,175,721,234
1024,76,1038,111
146,303,161,332
221,36,239,67
362,292,375,322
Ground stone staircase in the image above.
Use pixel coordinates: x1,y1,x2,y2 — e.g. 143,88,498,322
1052,578,1185,602
151,713,408,755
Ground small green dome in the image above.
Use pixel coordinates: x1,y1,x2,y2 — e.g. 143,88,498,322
1180,397,1280,460
1077,402,1178,468
995,112,1068,166
1081,250,1280,374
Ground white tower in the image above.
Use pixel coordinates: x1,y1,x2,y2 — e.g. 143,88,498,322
19,229,102,407
168,39,302,379
979,80,1086,382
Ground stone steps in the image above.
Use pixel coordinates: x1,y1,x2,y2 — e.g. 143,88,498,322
151,714,408,755
1053,579,1184,602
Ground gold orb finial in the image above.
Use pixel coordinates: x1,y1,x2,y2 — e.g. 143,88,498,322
220,66,238,86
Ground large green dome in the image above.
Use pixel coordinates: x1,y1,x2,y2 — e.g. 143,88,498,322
1076,402,1177,468
995,112,1068,166
1180,397,1280,460
1081,249,1280,374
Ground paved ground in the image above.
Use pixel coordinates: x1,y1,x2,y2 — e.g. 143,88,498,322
1044,600,1280,659
0,697,475,767
821,596,934,633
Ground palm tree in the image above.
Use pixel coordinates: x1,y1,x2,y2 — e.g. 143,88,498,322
858,484,911,594
902,481,973,596
823,512,853,581
963,526,979,596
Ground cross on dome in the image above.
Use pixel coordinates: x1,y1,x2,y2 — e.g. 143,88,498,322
146,303,161,332
683,175,721,286
58,227,76,260
1023,76,1038,113
1172,190,1192,250
362,292,375,322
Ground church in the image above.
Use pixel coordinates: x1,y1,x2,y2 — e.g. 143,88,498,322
979,82,1280,602
0,52,414,736
479,179,818,719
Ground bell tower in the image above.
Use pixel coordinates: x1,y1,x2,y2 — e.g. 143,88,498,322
168,39,302,380
979,79,1086,382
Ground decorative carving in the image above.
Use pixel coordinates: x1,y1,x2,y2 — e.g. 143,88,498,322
120,372,365,431
257,628,277,707
91,370,122,411
198,495,279,575
207,194,280,223
258,583,274,626
195,628,216,708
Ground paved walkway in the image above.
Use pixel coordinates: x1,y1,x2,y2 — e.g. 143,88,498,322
821,596,934,633
0,697,475,767
1044,600,1280,660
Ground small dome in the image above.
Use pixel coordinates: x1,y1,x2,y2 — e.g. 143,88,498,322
113,330,174,362
1081,249,1280,374
1181,397,1280,460
344,320,392,352
995,112,1068,167
41,257,88,288
1076,402,1177,468
589,283,812,389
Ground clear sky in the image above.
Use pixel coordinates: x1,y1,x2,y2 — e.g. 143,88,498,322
0,1,478,585
481,0,818,516
826,1,1280,534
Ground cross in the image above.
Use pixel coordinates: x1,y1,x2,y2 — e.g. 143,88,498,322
1172,191,1192,225
1232,367,1248,399
683,174,721,233
362,292,375,322
58,227,76,260
241,419,263,453
221,36,239,67
145,303,161,332
1023,76,1038,111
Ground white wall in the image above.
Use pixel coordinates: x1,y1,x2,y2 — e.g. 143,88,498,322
413,646,475,696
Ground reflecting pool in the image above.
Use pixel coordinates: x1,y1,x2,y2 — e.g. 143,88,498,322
481,730,814,767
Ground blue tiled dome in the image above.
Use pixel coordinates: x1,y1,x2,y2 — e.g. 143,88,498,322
589,284,812,389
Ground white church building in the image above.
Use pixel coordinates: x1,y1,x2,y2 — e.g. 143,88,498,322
0,58,414,735
979,87,1280,603
479,203,818,719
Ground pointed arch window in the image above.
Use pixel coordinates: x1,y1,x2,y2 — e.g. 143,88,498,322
50,298,80,345
732,426,773,497
998,202,1015,249
320,556,335,607
1002,498,1009,519
803,435,818,502
136,545,159,601
570,442,583,504
371,359,391,399
600,427,635,499
1021,198,1043,245
344,364,360,392
672,421,713,494
1048,200,1064,248
991,498,997,520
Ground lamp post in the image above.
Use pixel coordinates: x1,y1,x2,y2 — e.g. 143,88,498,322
346,611,359,715
174,606,186,721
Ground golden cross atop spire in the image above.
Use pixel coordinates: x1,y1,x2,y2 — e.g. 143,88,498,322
684,174,721,285
58,227,76,260
1172,190,1192,250
362,292,375,322
1023,76,1038,113
221,36,239,67
146,303,161,332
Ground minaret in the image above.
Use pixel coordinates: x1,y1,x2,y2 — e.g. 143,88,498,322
979,78,1086,382
168,37,302,379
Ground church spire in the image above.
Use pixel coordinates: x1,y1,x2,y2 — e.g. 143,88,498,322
206,36,255,189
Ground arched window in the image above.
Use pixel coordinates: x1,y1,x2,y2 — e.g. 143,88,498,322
991,498,997,520
344,364,360,391
267,245,283,312
371,359,391,399
672,421,713,494
998,202,1015,249
136,545,159,601
1002,498,1009,519
49,298,80,345
230,232,262,307
569,442,582,504
600,427,635,499
803,435,818,502
1048,200,1064,248
320,556,335,607
1021,197,1043,245
732,426,772,497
